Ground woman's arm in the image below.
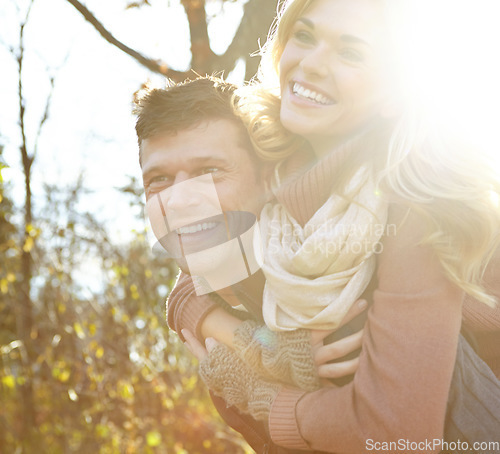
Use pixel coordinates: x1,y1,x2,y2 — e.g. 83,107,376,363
172,268,367,386
268,205,464,453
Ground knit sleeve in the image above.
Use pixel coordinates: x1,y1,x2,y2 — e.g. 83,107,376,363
268,205,464,453
166,272,218,342
232,320,321,391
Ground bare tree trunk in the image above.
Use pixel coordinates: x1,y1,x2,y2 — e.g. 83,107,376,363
16,2,38,449
181,0,215,73
64,0,279,82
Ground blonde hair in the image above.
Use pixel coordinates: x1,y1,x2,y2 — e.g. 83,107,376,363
235,0,500,306
234,0,314,162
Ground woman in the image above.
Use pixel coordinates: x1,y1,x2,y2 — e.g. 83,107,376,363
179,0,500,451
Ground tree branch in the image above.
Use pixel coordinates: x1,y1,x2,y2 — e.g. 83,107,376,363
214,0,278,80
64,0,191,81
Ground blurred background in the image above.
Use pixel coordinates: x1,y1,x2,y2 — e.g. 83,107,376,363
0,0,278,452
2,0,500,452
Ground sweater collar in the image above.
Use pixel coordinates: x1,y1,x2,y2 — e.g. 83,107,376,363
274,138,357,226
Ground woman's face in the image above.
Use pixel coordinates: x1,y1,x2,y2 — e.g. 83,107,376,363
279,0,391,153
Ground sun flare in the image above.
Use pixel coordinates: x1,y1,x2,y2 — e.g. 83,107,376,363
389,0,500,175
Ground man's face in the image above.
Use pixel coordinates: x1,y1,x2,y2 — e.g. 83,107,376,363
141,119,267,278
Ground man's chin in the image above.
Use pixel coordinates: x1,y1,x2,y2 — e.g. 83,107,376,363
175,258,190,274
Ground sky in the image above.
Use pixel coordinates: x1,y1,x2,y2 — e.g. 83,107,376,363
0,0,245,242
2,0,500,244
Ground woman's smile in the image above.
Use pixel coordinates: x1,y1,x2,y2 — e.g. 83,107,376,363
289,81,336,106
279,0,391,155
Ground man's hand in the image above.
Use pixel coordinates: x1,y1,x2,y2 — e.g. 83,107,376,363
182,328,212,361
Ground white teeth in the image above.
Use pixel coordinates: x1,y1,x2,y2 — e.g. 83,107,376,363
292,83,333,105
176,222,217,235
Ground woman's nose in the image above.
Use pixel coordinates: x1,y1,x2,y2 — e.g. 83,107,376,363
299,44,330,78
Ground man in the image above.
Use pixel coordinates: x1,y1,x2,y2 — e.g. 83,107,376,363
134,76,282,452
134,77,363,454
137,77,268,296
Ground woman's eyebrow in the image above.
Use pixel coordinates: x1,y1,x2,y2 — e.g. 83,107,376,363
340,34,371,47
297,17,314,29
296,18,371,48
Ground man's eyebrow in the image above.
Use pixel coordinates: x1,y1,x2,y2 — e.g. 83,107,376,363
187,156,229,166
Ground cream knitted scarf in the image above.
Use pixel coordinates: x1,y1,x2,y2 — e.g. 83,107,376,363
260,164,388,331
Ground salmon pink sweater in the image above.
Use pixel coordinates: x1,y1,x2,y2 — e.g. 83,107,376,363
167,143,500,453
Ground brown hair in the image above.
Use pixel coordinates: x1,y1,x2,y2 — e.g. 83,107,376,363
134,76,252,163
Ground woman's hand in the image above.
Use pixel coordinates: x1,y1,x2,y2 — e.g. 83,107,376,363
310,298,367,379
313,329,363,379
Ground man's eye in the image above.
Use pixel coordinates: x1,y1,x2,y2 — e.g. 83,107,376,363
201,167,220,175
145,176,170,196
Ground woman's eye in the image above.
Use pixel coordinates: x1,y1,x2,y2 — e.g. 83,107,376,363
292,29,315,45
340,48,364,63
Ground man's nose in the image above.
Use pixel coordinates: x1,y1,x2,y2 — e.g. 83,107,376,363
162,173,223,232
165,173,204,213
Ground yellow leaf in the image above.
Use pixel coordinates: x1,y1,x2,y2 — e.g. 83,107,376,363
95,346,104,359
23,236,34,253
74,322,85,339
57,303,66,314
6,273,15,283
1,375,16,389
96,424,110,438
59,369,71,383
118,381,134,399
0,279,8,295
146,431,161,447
88,323,96,337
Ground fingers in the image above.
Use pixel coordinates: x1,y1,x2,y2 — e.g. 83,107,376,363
182,329,209,360
310,328,336,346
339,298,367,327
314,329,363,365
310,299,367,345
317,357,360,379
